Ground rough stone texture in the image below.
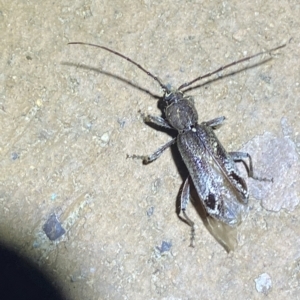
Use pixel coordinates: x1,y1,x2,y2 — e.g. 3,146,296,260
0,0,299,299
240,130,299,212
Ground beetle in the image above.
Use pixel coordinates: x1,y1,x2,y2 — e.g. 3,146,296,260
69,41,285,249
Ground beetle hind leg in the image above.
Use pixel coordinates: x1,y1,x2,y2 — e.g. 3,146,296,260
180,177,195,247
229,151,273,182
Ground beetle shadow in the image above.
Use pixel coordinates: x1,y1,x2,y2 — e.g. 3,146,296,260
62,62,161,100
181,58,272,93
62,57,271,104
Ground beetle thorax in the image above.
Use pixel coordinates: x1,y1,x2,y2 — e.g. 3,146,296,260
164,94,198,132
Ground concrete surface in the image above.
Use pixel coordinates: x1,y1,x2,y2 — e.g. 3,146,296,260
1,0,300,299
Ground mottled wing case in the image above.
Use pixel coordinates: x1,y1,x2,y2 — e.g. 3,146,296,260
177,123,248,225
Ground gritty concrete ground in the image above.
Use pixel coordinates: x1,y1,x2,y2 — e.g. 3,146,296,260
1,0,300,299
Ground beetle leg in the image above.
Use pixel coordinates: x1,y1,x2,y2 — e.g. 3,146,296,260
180,177,195,247
142,113,173,129
204,116,226,128
127,137,176,164
229,151,273,182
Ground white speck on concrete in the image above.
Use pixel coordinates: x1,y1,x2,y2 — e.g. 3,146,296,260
255,273,272,295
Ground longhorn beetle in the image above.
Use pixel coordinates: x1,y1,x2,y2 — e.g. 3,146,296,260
69,41,285,248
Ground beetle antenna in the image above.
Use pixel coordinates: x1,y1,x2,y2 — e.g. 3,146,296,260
177,44,286,90
68,42,168,92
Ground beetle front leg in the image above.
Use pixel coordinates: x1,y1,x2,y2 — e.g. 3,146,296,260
204,116,226,128
142,113,173,129
180,177,195,247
